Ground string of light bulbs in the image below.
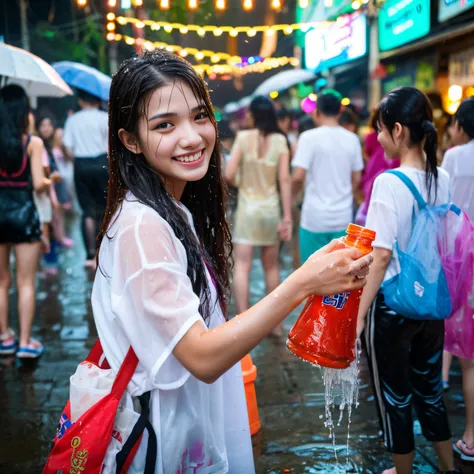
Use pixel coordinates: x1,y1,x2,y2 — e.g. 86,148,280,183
113,15,328,38
108,33,299,68
77,0,312,11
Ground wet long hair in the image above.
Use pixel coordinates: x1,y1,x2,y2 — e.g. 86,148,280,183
372,86,438,202
249,95,291,153
249,96,285,136
97,51,232,320
0,85,30,173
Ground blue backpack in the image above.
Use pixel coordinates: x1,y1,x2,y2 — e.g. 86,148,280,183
381,170,460,320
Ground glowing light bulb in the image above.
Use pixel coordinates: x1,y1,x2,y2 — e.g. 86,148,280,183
213,28,223,36
179,49,188,57
229,29,238,37
197,28,206,37
135,21,145,28
125,37,135,45
211,55,220,63
159,0,170,8
448,85,463,102
164,24,173,32
242,0,254,10
195,52,205,60
215,0,226,10
271,0,282,10
106,12,116,21
107,22,116,31
106,32,115,41
77,0,87,6
299,0,309,7
188,0,198,10
108,0,117,6
132,0,143,6
284,26,293,34
247,29,257,37
180,26,189,34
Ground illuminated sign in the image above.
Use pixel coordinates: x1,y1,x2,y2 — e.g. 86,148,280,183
304,13,367,73
439,0,474,22
378,0,430,52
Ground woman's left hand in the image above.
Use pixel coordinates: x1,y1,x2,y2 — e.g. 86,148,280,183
278,219,293,242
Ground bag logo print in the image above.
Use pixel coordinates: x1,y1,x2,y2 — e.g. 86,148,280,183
69,436,88,473
414,281,425,297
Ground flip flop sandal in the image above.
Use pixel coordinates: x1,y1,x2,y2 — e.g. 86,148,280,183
17,339,44,359
454,439,474,462
0,328,18,355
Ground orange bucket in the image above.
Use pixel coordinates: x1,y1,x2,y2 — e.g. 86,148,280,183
241,354,261,435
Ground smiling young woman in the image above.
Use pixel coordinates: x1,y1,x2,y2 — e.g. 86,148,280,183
91,50,373,473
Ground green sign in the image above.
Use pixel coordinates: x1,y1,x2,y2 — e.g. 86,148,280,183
378,0,431,52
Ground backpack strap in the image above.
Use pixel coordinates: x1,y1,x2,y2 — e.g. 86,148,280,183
386,170,427,210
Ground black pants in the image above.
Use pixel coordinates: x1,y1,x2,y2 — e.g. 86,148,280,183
364,293,451,454
74,154,108,259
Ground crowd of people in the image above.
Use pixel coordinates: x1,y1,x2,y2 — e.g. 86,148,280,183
0,49,473,473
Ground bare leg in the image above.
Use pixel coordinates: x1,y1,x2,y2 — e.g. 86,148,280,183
442,351,453,386
0,244,12,335
383,451,414,474
261,244,281,336
433,439,455,472
14,242,42,347
52,207,65,243
233,244,253,315
459,357,474,447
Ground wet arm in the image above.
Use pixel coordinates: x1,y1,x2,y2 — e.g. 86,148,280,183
224,142,242,187
356,247,391,335
292,167,306,198
173,270,307,384
278,150,292,222
28,137,48,192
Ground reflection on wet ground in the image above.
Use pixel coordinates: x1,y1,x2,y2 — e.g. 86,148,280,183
0,217,473,473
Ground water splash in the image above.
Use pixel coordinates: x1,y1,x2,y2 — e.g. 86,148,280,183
322,339,361,466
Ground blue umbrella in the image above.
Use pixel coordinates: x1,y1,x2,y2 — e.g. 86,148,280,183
53,61,112,101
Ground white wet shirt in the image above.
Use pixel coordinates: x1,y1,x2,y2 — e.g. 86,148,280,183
366,167,451,282
441,140,474,223
292,126,364,232
92,194,254,474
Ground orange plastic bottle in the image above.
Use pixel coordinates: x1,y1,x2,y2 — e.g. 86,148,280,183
286,224,376,369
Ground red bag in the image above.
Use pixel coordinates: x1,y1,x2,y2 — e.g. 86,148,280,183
43,339,156,474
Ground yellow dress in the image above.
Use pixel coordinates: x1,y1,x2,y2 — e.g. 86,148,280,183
232,129,288,246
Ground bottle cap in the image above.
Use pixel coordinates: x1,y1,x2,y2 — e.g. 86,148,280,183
346,223,376,242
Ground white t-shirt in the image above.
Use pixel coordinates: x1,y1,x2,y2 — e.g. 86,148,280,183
441,140,474,223
63,109,108,158
92,195,254,474
292,126,364,232
366,167,451,282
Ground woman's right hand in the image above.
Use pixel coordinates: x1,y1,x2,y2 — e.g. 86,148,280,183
295,240,373,298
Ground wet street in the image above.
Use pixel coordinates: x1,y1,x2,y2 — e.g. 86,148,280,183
0,217,473,474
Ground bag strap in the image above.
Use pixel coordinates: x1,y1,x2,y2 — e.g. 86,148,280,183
85,339,139,400
116,392,157,474
386,170,427,210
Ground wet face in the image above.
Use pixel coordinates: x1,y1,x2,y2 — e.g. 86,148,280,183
376,121,402,159
38,118,54,140
120,80,216,199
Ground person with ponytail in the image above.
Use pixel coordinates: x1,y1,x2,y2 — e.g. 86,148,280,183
356,87,459,474
91,50,373,472
0,85,48,358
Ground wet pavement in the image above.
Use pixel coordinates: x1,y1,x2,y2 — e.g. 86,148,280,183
0,216,473,474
